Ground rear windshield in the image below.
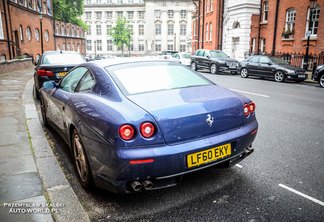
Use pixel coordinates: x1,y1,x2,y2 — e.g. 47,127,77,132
106,63,211,95
210,51,229,59
42,53,85,64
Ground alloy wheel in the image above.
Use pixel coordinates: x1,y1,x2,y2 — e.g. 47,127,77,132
274,71,285,82
73,134,89,183
210,64,217,74
319,74,324,88
191,62,197,71
240,68,248,78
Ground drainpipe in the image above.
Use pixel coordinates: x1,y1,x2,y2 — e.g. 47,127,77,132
201,0,205,49
219,0,224,50
272,0,280,55
257,0,262,54
3,0,12,59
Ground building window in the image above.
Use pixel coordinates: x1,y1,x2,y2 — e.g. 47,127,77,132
167,44,173,50
85,12,91,19
129,44,133,51
168,24,174,35
19,25,24,41
95,11,102,20
107,0,112,3
155,44,161,51
206,0,210,12
96,25,102,35
67,43,70,51
35,29,39,42
155,10,161,18
106,11,112,19
45,30,49,42
180,24,186,36
139,25,144,35
77,43,80,53
138,11,145,19
260,38,266,53
139,44,144,51
127,11,134,19
106,25,112,35
210,0,214,11
180,45,186,52
86,40,92,50
168,10,174,19
205,24,208,41
180,10,187,19
26,27,31,41
306,5,320,36
96,40,102,51
127,25,133,35
87,25,91,35
61,26,65,35
96,0,101,4
285,8,296,34
155,24,161,35
117,11,123,18
209,23,213,41
107,40,113,51
251,37,256,54
85,0,91,4
262,0,268,22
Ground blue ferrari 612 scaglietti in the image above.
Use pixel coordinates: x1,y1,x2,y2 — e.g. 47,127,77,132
40,58,258,193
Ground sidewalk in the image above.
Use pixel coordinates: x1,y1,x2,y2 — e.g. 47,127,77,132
0,69,89,222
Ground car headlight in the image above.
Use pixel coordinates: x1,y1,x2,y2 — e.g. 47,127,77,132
284,69,295,74
316,64,324,70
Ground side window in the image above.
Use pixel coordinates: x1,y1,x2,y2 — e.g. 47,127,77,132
60,67,88,92
250,56,260,63
197,50,204,56
260,56,270,64
76,72,96,92
203,51,210,57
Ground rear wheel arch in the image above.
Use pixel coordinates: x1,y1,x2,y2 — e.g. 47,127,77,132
318,71,324,88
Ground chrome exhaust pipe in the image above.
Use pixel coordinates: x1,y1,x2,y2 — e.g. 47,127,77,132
244,147,254,156
131,181,142,192
142,180,153,190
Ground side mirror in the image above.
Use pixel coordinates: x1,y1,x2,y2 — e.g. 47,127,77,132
42,81,57,90
206,55,210,59
267,62,272,66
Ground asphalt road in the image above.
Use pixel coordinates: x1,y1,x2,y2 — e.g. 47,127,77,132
38,72,324,222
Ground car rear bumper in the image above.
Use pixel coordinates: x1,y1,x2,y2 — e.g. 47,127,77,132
85,119,258,193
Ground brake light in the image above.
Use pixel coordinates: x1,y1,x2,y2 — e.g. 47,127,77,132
244,102,256,117
37,69,54,77
119,124,135,140
140,122,155,138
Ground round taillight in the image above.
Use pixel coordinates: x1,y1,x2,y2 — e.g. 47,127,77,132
119,124,135,140
243,104,250,116
249,102,256,113
140,122,155,138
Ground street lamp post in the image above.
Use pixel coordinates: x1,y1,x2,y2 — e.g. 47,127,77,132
39,14,44,54
303,0,317,71
174,33,177,51
94,40,97,59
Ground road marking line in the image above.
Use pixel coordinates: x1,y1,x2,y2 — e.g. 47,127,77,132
279,184,324,207
235,164,243,168
229,88,270,98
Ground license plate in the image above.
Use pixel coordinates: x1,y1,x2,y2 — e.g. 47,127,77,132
57,72,67,77
187,143,231,168
298,75,305,78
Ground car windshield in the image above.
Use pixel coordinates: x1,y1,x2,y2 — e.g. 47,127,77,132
42,53,85,64
107,63,211,95
210,51,229,58
181,53,191,59
269,57,289,65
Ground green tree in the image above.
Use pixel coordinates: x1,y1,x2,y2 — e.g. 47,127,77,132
53,0,88,30
111,17,131,56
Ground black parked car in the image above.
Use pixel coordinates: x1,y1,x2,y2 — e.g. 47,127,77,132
238,55,306,83
190,49,238,74
312,64,324,88
33,51,85,99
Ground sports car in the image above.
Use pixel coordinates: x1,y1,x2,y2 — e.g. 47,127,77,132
40,58,258,193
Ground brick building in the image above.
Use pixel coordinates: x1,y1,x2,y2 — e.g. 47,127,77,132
250,0,324,68
0,0,86,62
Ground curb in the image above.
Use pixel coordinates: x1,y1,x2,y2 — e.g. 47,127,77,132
23,78,90,222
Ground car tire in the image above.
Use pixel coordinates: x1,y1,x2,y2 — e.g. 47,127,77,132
210,63,218,74
72,129,93,190
319,74,324,88
240,68,249,78
40,97,49,127
34,84,40,100
274,71,285,82
191,62,198,71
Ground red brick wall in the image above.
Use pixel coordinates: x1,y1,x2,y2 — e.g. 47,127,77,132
251,0,324,55
0,1,10,60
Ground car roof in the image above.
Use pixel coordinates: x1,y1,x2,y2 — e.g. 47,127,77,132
42,50,82,55
87,57,171,68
